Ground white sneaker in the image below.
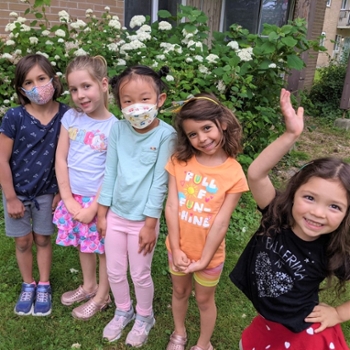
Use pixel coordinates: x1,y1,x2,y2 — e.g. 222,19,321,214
103,306,135,342
125,313,155,347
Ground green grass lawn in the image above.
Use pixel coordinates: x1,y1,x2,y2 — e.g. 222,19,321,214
0,193,349,350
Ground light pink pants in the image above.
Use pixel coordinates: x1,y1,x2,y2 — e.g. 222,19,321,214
104,211,159,317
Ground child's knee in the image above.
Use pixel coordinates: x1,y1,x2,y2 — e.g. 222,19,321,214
15,234,33,252
34,234,51,248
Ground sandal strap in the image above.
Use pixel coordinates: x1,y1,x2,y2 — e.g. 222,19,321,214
166,332,187,350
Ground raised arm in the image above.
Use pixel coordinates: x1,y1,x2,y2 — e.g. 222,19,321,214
248,89,304,209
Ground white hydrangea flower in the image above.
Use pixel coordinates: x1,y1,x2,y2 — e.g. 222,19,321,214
108,19,121,30
158,21,172,31
58,10,70,22
198,64,209,75
166,75,174,82
152,61,158,68
27,48,32,53
156,54,166,60
107,43,118,51
56,72,63,76
51,61,56,66
46,40,54,45
5,23,16,32
137,32,151,41
2,53,14,61
216,80,226,93
42,30,50,36
54,55,60,60
195,42,203,51
129,15,146,29
57,38,64,43
227,41,239,50
137,24,151,33
55,29,66,37
29,37,38,44
6,40,15,46
74,48,88,56
71,343,81,349
70,20,87,29
116,58,126,66
187,40,195,48
185,57,193,63
86,9,93,14
16,17,27,23
62,90,70,95
206,54,219,64
14,49,22,55
112,15,120,20
129,39,146,50
36,51,49,58
20,24,31,32
20,0,27,2
3,99,10,104
10,12,18,17
194,55,203,62
104,6,110,11
236,48,253,62
242,227,247,233
268,63,277,68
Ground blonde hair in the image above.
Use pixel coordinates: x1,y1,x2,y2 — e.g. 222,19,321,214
65,55,109,108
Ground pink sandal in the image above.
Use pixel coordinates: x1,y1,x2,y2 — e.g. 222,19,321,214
190,343,214,350
166,332,187,350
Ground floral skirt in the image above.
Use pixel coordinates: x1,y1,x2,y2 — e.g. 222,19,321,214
241,314,349,350
53,194,104,254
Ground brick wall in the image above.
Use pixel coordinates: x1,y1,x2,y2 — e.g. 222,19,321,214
303,0,327,89
0,0,124,37
317,0,341,67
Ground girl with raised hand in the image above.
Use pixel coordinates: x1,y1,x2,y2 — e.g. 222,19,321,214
165,93,249,350
54,55,117,320
0,53,68,316
97,65,176,347
230,88,350,350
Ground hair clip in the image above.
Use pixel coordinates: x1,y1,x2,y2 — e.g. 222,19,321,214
161,95,219,114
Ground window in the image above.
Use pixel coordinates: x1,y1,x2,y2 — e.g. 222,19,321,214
222,0,294,34
334,35,342,51
124,0,181,29
341,0,347,10
326,0,332,7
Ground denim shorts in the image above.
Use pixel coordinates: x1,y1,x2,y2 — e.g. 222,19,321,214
3,193,55,237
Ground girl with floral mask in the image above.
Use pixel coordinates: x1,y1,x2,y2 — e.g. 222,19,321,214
97,65,176,347
0,54,68,317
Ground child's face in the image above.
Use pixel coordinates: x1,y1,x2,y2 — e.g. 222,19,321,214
291,176,348,241
67,69,108,119
182,119,226,158
21,64,51,91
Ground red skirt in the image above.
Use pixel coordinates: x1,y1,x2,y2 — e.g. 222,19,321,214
242,315,349,350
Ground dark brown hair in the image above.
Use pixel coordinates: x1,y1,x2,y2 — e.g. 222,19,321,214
173,92,242,162
14,54,63,105
65,55,109,108
109,65,169,108
261,157,350,288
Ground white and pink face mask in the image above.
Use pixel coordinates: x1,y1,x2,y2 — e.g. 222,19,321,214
21,78,55,105
121,103,158,129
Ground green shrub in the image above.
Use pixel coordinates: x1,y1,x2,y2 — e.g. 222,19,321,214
308,62,347,120
0,1,321,161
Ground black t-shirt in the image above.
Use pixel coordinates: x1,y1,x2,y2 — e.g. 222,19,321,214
230,221,329,333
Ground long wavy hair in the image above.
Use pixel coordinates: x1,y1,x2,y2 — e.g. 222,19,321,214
173,92,242,162
260,157,350,289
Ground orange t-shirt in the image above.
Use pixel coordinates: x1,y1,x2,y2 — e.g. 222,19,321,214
165,156,249,269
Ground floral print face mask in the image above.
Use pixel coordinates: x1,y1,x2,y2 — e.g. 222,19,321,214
21,78,55,105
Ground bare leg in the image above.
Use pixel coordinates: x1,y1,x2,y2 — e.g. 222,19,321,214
92,253,110,304
79,251,98,293
33,233,52,282
194,282,217,349
15,233,34,283
170,274,193,337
